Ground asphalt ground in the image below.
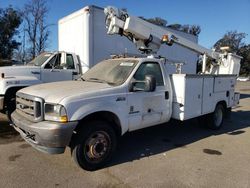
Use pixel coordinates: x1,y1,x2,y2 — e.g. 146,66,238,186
0,81,249,188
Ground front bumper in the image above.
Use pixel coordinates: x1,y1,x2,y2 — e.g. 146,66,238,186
0,96,4,111
11,111,78,154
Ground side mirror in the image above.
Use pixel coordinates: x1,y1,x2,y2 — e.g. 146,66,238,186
144,75,156,92
129,75,156,92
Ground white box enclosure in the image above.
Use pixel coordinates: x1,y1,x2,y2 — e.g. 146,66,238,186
58,5,199,74
171,74,237,121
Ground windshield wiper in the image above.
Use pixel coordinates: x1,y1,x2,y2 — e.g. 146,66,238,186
86,78,115,85
87,78,107,83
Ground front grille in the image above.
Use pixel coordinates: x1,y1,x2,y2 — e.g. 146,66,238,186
16,93,44,122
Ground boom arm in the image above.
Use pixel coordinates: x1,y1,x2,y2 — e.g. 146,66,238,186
104,6,241,76
104,6,220,60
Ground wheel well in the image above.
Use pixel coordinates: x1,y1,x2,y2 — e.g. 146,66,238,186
74,111,122,137
4,87,25,107
217,101,227,111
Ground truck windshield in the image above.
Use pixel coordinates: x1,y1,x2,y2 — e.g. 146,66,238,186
82,59,138,86
27,52,53,66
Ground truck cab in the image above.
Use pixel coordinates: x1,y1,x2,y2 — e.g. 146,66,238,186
0,51,81,120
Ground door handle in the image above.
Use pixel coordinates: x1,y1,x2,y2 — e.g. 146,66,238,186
165,91,169,100
72,71,78,75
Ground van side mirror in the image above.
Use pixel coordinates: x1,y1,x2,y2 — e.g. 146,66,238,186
129,75,156,92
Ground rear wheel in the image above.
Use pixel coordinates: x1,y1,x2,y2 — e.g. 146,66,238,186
206,104,225,130
71,121,117,171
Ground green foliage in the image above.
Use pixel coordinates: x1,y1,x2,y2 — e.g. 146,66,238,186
214,31,247,53
0,6,22,60
238,44,250,76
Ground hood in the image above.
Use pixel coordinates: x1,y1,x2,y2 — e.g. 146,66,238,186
19,81,115,104
0,65,40,78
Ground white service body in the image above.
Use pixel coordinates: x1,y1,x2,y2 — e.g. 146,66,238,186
171,74,238,120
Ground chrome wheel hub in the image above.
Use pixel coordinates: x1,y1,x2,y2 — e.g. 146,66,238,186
85,131,110,161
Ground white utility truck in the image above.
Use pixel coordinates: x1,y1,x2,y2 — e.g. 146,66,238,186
0,52,81,120
0,5,197,121
12,6,240,171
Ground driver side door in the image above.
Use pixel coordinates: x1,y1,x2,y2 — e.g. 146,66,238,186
127,61,171,131
41,53,76,83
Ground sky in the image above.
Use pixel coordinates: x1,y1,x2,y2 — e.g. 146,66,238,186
1,0,250,51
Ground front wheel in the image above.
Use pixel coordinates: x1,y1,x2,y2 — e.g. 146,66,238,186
6,97,16,123
71,121,117,171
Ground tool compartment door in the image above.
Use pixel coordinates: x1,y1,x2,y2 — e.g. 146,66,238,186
202,77,214,114
171,74,203,120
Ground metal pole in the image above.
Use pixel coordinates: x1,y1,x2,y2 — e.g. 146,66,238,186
202,54,207,73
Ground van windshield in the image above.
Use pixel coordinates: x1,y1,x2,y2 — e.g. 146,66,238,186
82,59,138,86
27,52,53,66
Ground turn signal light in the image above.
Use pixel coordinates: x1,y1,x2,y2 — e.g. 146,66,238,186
59,115,68,123
162,35,169,43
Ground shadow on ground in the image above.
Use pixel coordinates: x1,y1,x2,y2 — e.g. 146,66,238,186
240,93,250,99
0,114,22,144
106,109,250,168
1,107,249,167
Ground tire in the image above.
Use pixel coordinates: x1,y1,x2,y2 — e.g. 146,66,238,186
6,96,16,123
206,104,225,130
71,121,117,171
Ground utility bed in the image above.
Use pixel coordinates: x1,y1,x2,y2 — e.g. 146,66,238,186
171,74,240,121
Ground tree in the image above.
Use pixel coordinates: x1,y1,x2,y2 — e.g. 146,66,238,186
238,44,250,76
23,0,50,59
0,6,22,60
188,25,201,36
214,31,246,53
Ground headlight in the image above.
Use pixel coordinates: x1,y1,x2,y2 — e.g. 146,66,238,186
44,103,68,123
